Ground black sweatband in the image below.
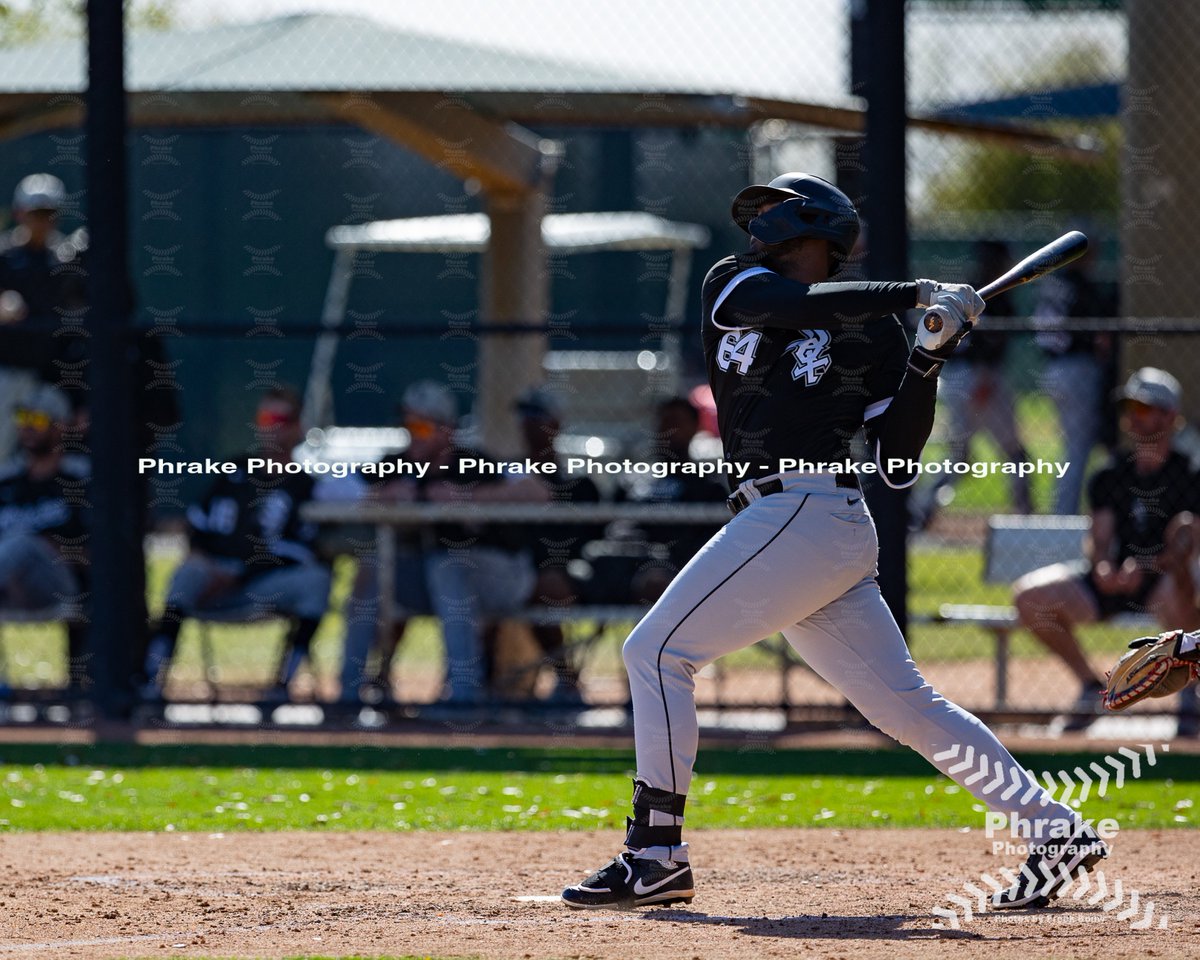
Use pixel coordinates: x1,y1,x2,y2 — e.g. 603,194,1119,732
906,346,947,380
625,817,682,849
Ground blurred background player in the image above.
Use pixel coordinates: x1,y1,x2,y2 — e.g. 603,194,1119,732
336,391,438,706
139,386,331,702
503,385,600,701
582,396,726,608
910,240,1032,530
0,386,89,692
1032,235,1118,515
340,380,551,708
0,174,87,460
1013,368,1200,730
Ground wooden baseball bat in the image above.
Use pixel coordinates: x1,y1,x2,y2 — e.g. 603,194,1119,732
977,230,1089,301
923,230,1089,332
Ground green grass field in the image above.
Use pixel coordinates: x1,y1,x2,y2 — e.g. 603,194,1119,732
1,745,1196,833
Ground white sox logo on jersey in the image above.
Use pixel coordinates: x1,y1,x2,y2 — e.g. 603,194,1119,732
786,330,832,385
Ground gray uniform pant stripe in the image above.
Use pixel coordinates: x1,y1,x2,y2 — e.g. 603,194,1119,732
623,482,1074,833
652,494,810,795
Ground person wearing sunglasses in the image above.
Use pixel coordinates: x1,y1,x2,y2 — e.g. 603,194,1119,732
1013,367,1200,731
341,380,551,709
0,384,89,692
139,386,331,703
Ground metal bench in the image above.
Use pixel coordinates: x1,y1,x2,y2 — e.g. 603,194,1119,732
933,514,1155,709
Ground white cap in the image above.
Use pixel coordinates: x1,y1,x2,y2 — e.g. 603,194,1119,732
13,173,65,213
1118,367,1182,412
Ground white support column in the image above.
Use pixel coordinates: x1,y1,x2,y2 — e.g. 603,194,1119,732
478,189,550,456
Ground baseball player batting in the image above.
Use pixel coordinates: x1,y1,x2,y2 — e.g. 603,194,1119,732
562,173,1107,911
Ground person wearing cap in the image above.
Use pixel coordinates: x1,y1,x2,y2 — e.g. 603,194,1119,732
0,173,88,462
507,384,601,701
1013,367,1200,731
0,174,86,323
336,383,445,705
338,380,550,708
139,386,332,703
0,385,90,692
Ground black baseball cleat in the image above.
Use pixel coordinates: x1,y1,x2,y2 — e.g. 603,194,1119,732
562,850,694,910
991,820,1109,909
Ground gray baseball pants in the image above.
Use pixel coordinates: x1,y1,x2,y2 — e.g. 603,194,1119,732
622,472,1075,831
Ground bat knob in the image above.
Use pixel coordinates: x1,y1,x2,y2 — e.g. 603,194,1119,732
923,312,943,334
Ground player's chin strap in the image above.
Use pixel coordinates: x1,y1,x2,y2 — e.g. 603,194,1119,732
624,779,687,849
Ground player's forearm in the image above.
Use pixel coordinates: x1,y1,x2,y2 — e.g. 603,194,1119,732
720,277,918,330
871,370,938,488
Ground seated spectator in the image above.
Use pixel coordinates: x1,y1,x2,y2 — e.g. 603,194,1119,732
139,386,331,702
340,381,549,707
595,396,724,604
1013,368,1200,730
0,386,88,690
337,398,437,705
505,385,601,701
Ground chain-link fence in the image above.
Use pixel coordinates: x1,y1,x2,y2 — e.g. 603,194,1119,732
1,0,1197,730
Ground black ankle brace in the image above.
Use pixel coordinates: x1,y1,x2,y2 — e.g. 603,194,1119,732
624,817,681,849
625,779,686,848
630,779,687,819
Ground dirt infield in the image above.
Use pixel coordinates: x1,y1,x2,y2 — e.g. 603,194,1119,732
0,829,1193,959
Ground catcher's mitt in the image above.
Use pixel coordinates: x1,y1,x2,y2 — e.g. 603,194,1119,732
1102,629,1200,711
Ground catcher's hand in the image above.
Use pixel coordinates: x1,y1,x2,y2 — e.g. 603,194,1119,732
1102,629,1200,711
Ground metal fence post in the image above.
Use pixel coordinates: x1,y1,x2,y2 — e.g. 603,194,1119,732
85,0,142,720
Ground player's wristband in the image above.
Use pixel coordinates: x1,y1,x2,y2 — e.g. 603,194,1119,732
907,346,947,379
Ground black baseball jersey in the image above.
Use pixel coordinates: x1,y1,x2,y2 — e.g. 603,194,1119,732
0,455,90,554
619,459,727,567
1033,267,1117,357
701,254,919,480
186,459,321,573
0,230,87,321
419,446,536,553
533,466,602,569
1087,449,1200,566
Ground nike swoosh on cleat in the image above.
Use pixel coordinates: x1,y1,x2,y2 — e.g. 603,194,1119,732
632,867,689,896
846,497,861,506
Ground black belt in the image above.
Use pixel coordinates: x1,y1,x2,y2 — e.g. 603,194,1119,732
727,473,861,516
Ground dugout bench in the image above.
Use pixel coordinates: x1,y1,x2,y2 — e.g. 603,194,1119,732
304,500,733,714
930,514,1156,710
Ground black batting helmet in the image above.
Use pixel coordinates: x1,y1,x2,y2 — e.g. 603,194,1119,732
730,173,860,258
